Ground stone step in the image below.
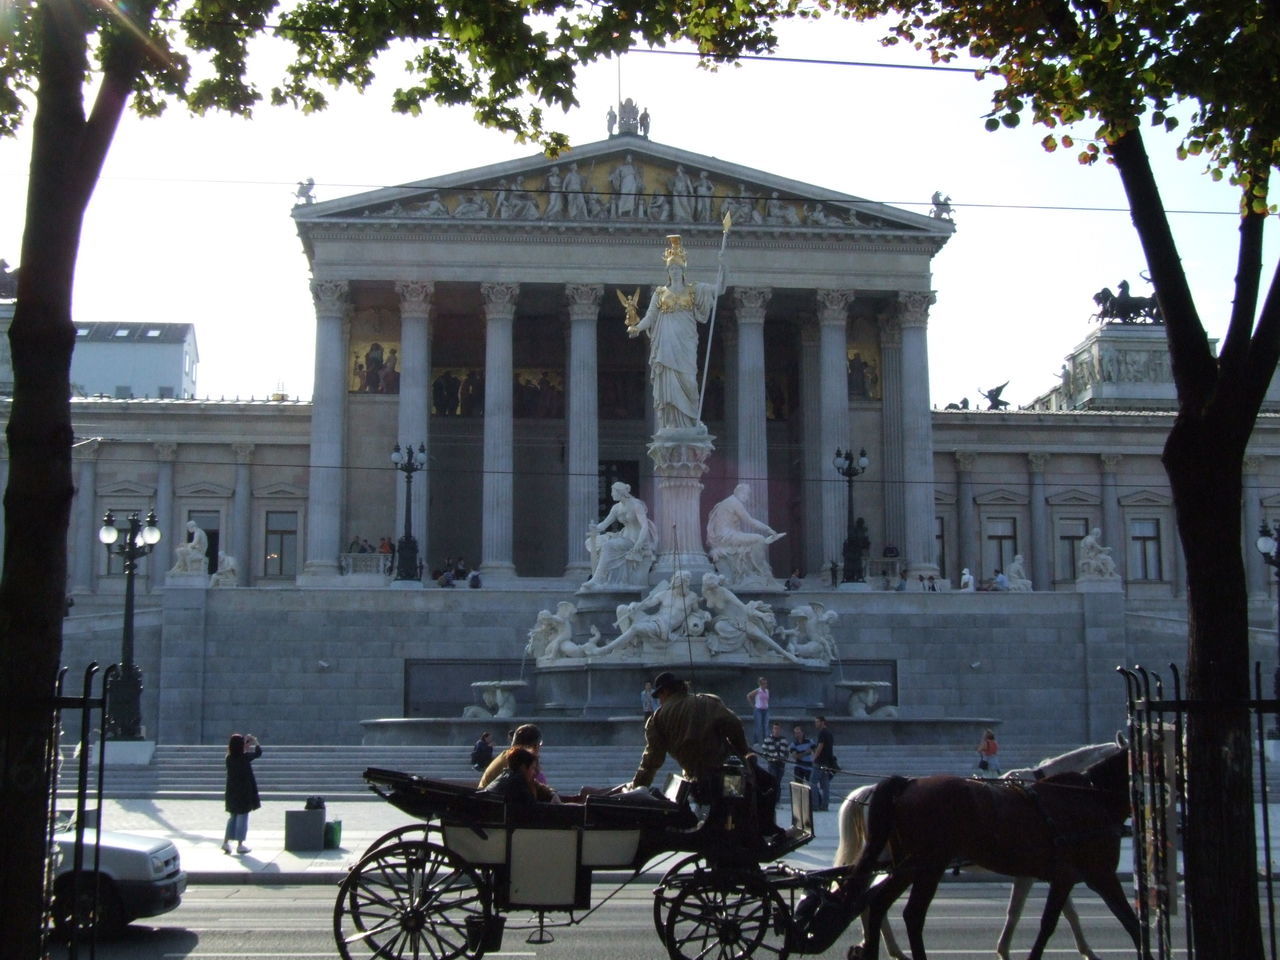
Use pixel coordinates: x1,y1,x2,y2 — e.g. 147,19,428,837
61,742,1109,800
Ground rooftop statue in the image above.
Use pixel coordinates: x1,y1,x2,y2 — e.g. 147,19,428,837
1092,278,1162,324
979,380,1011,411
618,97,640,135
294,178,315,205
930,190,953,220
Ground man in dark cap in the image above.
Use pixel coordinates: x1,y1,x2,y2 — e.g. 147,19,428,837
631,671,753,799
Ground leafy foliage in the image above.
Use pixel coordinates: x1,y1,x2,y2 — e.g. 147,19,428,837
831,0,1280,208
0,0,797,151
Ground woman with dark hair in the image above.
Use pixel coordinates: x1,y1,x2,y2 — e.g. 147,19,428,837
222,733,262,854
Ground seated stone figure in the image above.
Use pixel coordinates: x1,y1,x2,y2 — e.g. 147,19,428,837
1005,554,1033,592
169,521,208,574
526,601,599,662
209,551,239,588
592,572,706,656
701,573,801,663
582,482,657,591
706,483,784,590
781,602,838,662
1078,528,1119,579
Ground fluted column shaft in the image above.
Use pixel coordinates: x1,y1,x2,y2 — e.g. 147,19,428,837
396,281,433,573
1244,457,1266,596
71,440,99,593
302,279,349,580
899,292,938,577
232,443,254,586
733,287,771,517
153,443,175,592
1028,453,1049,590
565,284,603,578
817,290,854,575
800,320,822,575
955,451,977,581
1101,454,1125,581
481,283,519,577
879,317,906,555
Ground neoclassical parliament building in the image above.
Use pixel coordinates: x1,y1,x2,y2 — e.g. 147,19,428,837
11,125,1280,746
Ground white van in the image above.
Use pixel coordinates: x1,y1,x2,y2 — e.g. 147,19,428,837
52,826,187,937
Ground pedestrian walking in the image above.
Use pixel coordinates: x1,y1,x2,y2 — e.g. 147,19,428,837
976,728,1000,777
222,733,261,855
759,721,790,788
789,724,815,784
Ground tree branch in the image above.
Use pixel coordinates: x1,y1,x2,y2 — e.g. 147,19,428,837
1243,260,1280,410
1108,128,1215,409
1219,199,1266,371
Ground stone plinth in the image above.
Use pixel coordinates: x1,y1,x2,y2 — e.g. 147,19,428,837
1075,577,1124,593
648,427,714,582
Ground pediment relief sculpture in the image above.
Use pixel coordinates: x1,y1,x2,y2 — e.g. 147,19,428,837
349,155,911,232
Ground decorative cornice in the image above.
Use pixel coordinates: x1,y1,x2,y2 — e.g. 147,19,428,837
481,282,520,319
565,283,604,311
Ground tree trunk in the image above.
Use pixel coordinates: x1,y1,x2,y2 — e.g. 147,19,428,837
1165,408,1264,960
0,4,124,955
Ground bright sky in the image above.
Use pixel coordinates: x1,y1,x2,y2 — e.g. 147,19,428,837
1,17,1273,410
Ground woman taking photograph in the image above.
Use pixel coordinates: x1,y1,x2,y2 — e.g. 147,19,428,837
222,733,262,854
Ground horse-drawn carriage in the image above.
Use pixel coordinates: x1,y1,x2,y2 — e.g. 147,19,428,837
333,766,853,960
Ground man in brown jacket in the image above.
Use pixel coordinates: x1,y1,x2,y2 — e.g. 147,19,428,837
631,672,752,798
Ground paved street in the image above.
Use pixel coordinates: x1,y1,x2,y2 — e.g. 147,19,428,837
51,881,1181,960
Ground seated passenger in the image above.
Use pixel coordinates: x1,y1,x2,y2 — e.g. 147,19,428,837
481,747,538,805
479,723,558,801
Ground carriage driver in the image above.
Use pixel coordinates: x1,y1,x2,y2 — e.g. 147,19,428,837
629,671,779,836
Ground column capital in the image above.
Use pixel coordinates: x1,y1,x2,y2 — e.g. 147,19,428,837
232,442,255,464
565,283,603,321
1027,452,1050,473
954,450,977,472
311,278,349,313
897,291,936,328
481,282,520,319
153,442,177,462
395,281,434,316
732,286,771,320
1100,453,1123,472
816,289,856,324
876,312,903,348
73,439,101,462
1244,454,1265,476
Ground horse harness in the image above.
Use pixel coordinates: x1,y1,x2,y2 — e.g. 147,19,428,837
992,776,1125,850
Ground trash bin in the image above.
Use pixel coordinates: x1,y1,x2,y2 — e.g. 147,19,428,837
324,820,343,849
285,808,325,851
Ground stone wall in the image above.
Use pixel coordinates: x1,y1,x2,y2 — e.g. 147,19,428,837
68,585,1190,746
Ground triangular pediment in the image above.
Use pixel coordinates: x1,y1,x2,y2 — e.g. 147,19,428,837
176,481,233,498
254,481,306,498
1046,488,1101,506
974,488,1029,506
295,135,952,245
1119,489,1172,507
97,480,155,498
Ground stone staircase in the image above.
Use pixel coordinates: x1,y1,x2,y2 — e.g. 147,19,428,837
60,742,1088,801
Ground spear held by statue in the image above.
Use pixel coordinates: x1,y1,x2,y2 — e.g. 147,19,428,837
697,210,733,420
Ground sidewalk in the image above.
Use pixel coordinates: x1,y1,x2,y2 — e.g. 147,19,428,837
95,795,852,884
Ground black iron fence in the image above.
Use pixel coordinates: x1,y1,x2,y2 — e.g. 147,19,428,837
1120,663,1280,960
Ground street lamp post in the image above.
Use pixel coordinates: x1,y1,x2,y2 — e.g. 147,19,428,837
98,510,161,740
391,442,427,581
1256,521,1280,735
832,447,870,583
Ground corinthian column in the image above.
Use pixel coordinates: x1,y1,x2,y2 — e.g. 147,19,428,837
1100,454,1124,581
878,314,905,555
733,287,772,519
301,279,349,582
565,283,603,580
396,281,433,572
955,451,977,579
232,443,254,586
817,290,855,576
1028,453,1049,590
481,282,519,579
71,439,100,594
898,291,938,578
152,442,176,592
800,319,822,574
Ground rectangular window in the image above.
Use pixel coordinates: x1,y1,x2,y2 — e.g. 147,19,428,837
114,385,133,399
1056,517,1088,582
984,516,1017,577
934,516,946,579
264,511,298,577
1128,518,1163,580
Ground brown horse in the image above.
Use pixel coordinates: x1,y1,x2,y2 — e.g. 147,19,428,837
844,748,1147,960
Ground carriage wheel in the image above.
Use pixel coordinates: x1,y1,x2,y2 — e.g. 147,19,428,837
334,840,492,960
652,853,709,945
359,822,436,859
661,866,791,960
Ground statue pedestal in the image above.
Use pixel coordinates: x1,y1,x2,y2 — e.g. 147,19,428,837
647,428,714,583
837,581,874,593
164,572,208,588
1075,577,1124,593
